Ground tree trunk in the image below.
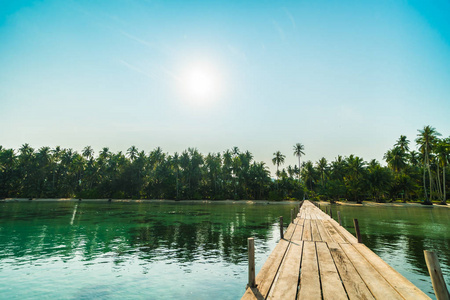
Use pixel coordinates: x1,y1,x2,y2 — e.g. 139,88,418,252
436,163,442,201
441,165,446,205
423,163,428,202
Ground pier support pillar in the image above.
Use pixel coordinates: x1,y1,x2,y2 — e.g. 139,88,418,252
353,219,362,243
424,251,450,300
247,238,256,288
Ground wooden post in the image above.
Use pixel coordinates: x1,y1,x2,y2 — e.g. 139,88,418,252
325,206,328,214
337,211,342,226
329,207,333,218
318,204,321,210
247,238,256,288
424,251,450,300
291,209,294,223
280,216,284,240
353,219,362,243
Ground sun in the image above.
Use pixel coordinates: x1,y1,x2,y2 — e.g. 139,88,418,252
182,62,220,103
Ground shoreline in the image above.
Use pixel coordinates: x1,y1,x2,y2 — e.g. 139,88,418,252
1,198,448,207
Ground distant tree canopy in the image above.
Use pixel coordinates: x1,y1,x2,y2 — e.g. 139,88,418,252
0,126,448,204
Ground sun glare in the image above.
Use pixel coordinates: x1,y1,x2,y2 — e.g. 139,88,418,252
182,62,220,104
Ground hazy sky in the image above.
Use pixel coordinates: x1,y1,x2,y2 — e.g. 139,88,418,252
1,0,450,174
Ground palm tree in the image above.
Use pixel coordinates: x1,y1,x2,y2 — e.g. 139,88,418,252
435,139,449,205
82,146,94,160
409,151,420,167
316,157,328,188
293,143,305,183
367,160,392,202
395,135,410,153
416,126,441,204
384,147,407,173
345,155,367,203
172,152,180,199
272,151,285,188
127,145,138,161
301,161,317,192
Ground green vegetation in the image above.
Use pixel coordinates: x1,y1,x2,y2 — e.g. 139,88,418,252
0,126,448,203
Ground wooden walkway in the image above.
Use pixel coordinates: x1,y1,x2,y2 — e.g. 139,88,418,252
242,200,430,300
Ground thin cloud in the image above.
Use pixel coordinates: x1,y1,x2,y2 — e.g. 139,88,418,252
283,8,296,29
119,60,155,79
272,20,286,41
120,30,154,48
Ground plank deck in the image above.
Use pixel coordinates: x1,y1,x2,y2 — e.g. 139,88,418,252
241,200,430,300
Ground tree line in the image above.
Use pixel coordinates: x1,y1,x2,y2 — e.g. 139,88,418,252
0,126,448,204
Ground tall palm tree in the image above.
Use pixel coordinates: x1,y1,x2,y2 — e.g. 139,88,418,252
435,139,449,205
272,151,285,188
395,135,410,153
293,143,305,183
416,125,441,204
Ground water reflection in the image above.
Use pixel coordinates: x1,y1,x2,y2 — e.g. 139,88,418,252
0,202,284,267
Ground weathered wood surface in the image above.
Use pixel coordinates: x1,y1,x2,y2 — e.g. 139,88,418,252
242,200,430,300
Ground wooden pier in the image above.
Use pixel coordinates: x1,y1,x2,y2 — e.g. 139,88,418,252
242,200,431,300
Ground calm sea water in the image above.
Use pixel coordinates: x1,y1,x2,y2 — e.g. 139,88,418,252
0,201,448,299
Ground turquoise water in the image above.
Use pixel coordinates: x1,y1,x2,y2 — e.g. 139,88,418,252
0,201,448,299
0,201,295,299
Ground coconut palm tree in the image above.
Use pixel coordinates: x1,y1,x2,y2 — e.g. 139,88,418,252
293,143,305,182
345,155,367,203
272,151,285,189
395,135,410,153
316,157,328,188
82,146,94,160
384,147,408,173
435,139,449,205
416,126,441,204
409,151,420,167
127,145,138,161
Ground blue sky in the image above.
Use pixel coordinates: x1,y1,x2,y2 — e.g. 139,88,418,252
1,0,450,174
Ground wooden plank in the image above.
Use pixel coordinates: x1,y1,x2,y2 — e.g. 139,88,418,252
316,219,333,242
298,241,321,299
296,218,305,226
355,244,431,299
323,220,346,243
311,219,322,242
241,239,290,300
302,219,312,241
316,242,348,300
291,225,304,243
305,211,311,220
299,210,305,220
268,241,303,300
328,242,375,300
340,243,403,300
284,222,296,241
329,218,358,244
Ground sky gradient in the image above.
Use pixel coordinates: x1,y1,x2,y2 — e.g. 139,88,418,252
1,0,450,174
